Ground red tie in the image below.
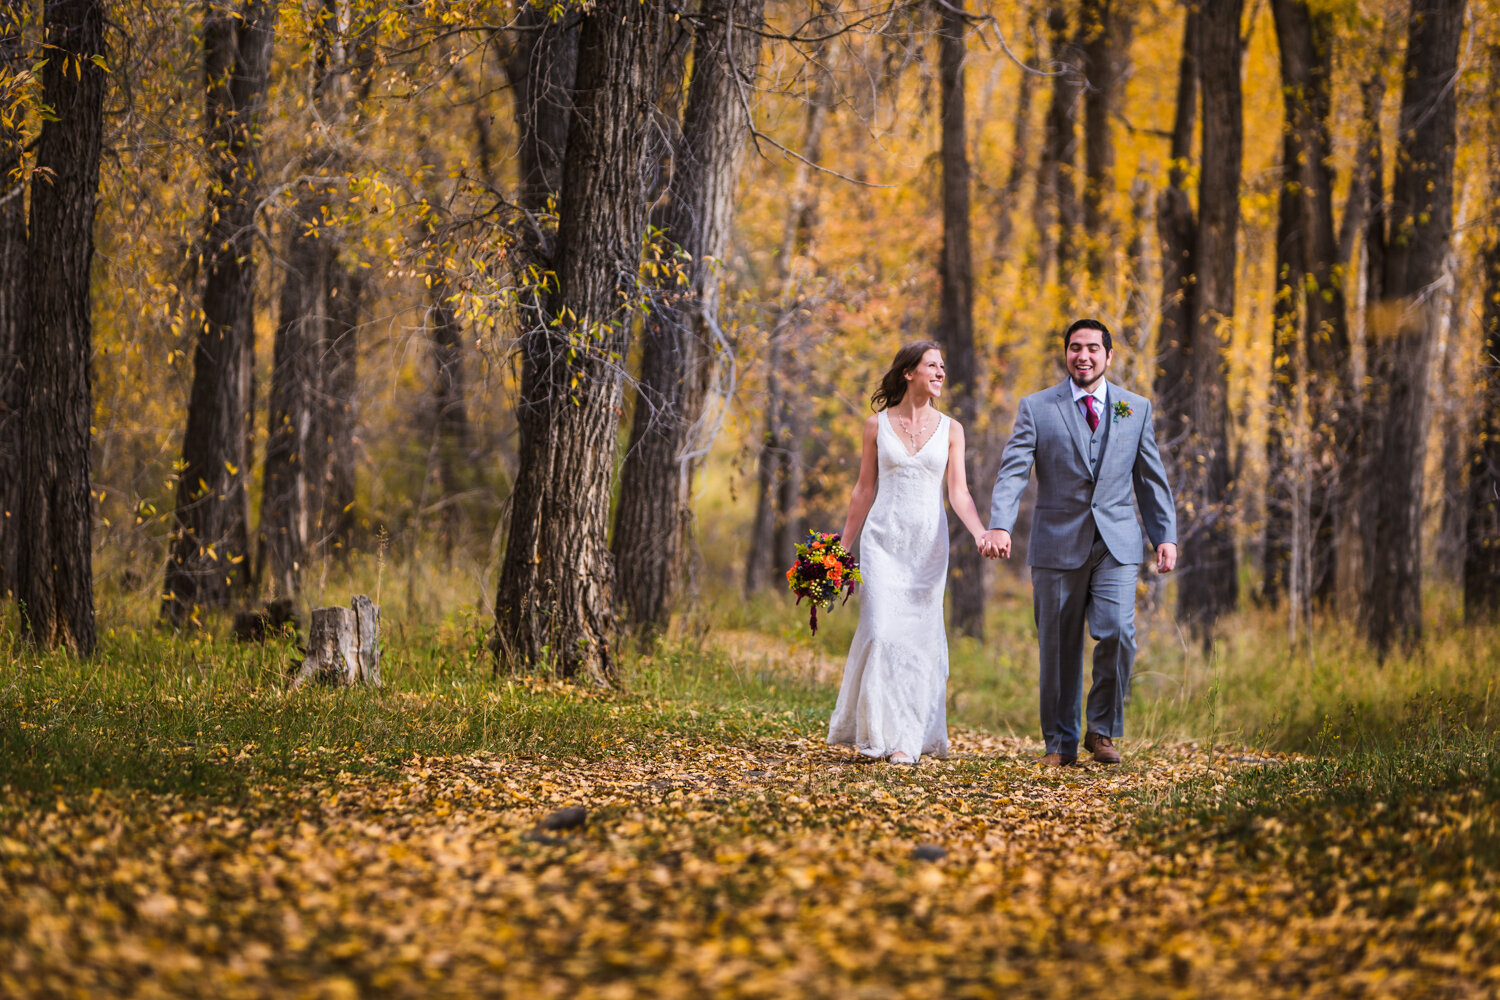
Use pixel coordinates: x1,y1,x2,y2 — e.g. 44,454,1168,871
1084,395,1099,432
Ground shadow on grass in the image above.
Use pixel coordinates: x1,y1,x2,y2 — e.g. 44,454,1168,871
1131,700,1500,896
0,620,830,804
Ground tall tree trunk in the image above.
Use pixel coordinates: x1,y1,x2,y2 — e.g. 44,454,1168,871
933,0,984,639
770,397,807,573
990,9,1037,264
318,261,363,559
1433,242,1466,582
505,6,576,214
1079,0,1130,300
613,0,764,633
1261,122,1302,608
403,205,471,606
15,0,105,652
1176,0,1241,634
164,0,276,624
1338,75,1386,270
317,4,376,566
1264,0,1350,615
493,4,575,651
1334,70,1388,605
745,54,835,594
259,208,323,599
0,0,27,600
1120,175,1151,357
744,380,781,594
414,181,472,555
260,0,369,594
1039,2,1082,302
492,0,670,681
1362,0,1464,654
415,66,495,544
1154,5,1198,483
1464,44,1500,621
426,251,471,518
1273,0,1349,607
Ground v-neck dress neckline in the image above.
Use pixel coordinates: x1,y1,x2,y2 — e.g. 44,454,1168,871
883,408,945,459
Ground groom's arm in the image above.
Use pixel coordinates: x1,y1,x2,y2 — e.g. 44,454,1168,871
988,396,1037,533
1132,399,1178,552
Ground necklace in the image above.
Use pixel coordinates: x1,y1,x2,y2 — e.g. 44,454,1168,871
897,409,929,450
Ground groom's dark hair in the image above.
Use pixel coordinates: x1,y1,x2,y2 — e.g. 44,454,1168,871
1063,318,1112,352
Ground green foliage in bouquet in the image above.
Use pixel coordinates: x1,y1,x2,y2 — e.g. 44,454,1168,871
786,530,862,635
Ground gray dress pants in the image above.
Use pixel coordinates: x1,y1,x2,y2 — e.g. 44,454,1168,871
1030,532,1138,757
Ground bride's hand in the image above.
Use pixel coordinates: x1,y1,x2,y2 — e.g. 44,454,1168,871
979,528,1010,559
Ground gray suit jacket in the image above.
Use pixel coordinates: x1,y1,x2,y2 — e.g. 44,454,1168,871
989,380,1176,569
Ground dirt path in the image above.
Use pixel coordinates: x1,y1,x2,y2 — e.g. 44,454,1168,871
7,728,1489,998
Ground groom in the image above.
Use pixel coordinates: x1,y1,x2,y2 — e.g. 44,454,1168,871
980,319,1177,766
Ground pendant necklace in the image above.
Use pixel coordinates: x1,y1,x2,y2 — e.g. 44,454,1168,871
900,410,927,450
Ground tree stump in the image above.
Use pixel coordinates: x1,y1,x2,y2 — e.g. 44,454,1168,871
290,596,382,689
352,594,381,687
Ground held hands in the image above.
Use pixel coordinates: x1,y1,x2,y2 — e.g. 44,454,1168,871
977,529,1011,560
974,530,1174,567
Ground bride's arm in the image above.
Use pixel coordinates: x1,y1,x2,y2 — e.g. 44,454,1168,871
839,415,880,543
945,420,989,542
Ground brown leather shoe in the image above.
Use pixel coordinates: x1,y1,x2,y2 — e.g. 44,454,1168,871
1084,732,1121,764
1039,753,1076,767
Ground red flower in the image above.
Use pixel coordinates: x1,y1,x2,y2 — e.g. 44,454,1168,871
785,529,862,635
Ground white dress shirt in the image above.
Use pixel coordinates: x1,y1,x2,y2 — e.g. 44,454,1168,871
1070,380,1108,428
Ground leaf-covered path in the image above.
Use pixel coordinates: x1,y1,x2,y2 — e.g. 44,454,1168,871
4,729,1495,998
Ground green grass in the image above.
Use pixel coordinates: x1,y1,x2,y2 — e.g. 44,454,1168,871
0,606,829,803
1129,704,1500,929
7,553,1500,817
706,572,1500,754
7,557,1500,995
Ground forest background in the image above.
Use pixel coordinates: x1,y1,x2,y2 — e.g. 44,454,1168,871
5,0,1500,993
1,0,1498,733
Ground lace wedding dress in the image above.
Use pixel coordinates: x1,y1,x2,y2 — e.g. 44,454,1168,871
827,408,951,762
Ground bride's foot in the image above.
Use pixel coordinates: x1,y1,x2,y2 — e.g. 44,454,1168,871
887,751,916,765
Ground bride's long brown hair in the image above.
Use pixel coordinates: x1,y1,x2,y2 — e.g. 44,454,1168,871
870,340,943,411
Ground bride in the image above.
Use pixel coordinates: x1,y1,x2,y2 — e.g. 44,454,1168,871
827,341,991,764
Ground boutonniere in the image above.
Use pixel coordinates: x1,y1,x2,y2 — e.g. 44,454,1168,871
1112,401,1134,423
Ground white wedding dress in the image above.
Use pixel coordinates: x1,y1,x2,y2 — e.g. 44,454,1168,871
827,408,951,762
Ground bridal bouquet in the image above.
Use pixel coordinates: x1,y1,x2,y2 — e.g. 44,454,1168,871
786,530,862,636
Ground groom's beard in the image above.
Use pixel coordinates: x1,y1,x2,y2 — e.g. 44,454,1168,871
1070,371,1106,392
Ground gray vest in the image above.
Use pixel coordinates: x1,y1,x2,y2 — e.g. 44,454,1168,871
1073,390,1111,481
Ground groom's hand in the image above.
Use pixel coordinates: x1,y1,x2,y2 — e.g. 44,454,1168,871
981,529,1011,559
1155,542,1178,574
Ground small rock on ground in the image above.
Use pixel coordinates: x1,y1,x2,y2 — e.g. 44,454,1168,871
539,806,588,831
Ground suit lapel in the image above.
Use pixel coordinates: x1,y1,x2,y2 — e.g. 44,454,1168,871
1052,380,1092,474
